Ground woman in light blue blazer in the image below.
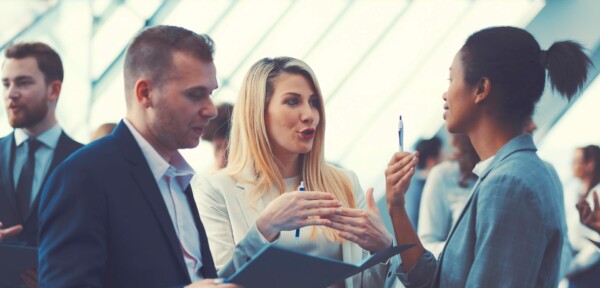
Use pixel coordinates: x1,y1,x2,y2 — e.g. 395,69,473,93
381,26,592,287
194,57,396,288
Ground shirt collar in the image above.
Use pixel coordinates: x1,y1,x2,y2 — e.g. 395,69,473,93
473,155,495,178
14,124,62,149
123,119,195,184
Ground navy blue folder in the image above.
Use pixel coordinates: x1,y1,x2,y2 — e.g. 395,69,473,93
225,244,413,288
0,244,37,287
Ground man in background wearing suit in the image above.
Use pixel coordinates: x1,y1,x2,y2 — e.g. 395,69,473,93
0,42,82,246
38,26,237,288
1,42,82,287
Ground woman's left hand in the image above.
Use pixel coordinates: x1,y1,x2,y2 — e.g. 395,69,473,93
324,188,393,253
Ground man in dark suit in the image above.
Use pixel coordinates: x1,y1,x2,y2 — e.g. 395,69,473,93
0,42,82,247
38,26,237,288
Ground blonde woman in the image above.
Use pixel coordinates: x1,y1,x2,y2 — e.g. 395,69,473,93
194,57,396,288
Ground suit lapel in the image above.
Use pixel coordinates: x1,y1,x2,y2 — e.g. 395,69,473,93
114,122,189,281
184,185,217,278
234,182,267,231
0,133,19,218
25,132,74,223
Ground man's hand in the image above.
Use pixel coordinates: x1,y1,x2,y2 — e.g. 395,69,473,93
186,278,239,287
21,268,38,288
0,222,23,241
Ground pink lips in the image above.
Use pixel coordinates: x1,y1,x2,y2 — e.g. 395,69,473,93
443,104,448,119
8,104,22,113
299,128,315,140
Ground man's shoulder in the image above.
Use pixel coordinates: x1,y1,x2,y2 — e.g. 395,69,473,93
0,132,13,145
59,131,84,148
60,135,119,168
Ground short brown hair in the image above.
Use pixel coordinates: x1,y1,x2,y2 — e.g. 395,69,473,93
202,103,233,142
124,25,215,94
4,42,64,84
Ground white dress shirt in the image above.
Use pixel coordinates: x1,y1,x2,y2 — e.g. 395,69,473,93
13,124,62,205
123,119,203,281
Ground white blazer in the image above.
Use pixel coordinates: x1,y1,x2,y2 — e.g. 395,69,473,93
193,169,398,288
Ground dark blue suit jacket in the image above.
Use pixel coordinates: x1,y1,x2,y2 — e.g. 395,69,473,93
38,122,217,287
0,130,82,246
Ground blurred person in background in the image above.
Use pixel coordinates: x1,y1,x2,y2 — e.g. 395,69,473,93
89,122,116,141
565,145,600,287
404,136,443,231
417,134,478,257
1,42,83,287
201,103,233,173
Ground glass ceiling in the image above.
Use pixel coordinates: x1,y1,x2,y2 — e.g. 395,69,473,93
1,0,599,200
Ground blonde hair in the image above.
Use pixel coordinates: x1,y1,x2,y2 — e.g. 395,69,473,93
224,57,355,242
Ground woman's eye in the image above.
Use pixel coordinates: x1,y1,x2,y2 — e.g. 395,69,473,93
285,98,299,105
309,98,320,108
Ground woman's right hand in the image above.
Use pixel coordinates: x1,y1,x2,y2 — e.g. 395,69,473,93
385,152,418,211
577,190,600,234
256,191,342,242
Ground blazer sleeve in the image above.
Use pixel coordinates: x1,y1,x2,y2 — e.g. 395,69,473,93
38,160,108,288
345,170,398,288
194,176,270,278
467,175,552,287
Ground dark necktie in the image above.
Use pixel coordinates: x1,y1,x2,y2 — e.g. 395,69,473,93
15,138,42,221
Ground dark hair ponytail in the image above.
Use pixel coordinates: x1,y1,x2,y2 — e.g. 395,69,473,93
460,26,592,128
545,41,593,100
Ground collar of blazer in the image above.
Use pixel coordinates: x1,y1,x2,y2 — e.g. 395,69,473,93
112,121,191,280
233,178,275,232
434,134,538,281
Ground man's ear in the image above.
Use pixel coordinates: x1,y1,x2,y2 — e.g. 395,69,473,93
135,79,152,108
47,80,62,102
474,77,491,104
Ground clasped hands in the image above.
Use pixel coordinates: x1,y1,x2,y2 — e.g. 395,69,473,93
256,188,393,253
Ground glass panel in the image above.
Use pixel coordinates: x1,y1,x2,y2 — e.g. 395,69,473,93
0,0,55,44
126,0,163,18
210,0,293,91
162,0,233,31
221,0,349,104
91,6,143,79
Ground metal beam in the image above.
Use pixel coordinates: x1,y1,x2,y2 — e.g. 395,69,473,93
89,0,182,107
0,2,61,51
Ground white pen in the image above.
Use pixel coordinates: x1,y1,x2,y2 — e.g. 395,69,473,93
398,115,404,152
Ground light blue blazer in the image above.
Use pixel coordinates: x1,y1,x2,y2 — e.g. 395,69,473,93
397,134,564,288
